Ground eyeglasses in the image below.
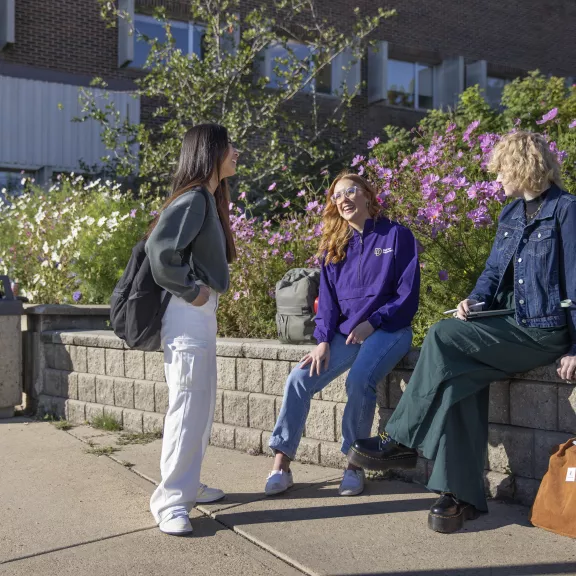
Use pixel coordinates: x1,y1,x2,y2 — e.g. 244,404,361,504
331,186,358,205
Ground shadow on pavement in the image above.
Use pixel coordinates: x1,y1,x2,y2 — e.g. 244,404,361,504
332,563,576,576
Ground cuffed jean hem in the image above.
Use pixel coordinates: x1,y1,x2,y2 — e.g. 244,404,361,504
340,440,353,456
268,437,298,461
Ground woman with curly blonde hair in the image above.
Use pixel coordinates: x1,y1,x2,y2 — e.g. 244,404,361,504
265,171,420,497
350,130,576,533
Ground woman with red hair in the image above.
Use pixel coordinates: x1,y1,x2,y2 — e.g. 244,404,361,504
265,171,420,497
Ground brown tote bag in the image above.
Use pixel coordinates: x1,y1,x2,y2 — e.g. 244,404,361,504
530,437,576,538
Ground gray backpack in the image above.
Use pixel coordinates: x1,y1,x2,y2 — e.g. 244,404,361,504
275,268,320,344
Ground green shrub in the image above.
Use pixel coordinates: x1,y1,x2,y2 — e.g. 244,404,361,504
0,175,160,304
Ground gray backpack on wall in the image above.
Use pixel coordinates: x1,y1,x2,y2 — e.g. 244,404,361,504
275,268,321,344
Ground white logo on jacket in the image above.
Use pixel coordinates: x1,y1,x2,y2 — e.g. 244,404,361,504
374,248,392,256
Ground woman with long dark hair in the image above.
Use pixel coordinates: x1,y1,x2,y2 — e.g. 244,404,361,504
146,123,238,535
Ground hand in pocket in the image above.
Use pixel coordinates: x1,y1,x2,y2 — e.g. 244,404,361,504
192,286,210,307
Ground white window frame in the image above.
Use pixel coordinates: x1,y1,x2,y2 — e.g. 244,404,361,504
386,59,434,111
130,14,206,69
262,42,359,98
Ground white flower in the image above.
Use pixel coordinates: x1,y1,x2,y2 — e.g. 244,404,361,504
41,260,49,268
42,242,49,253
97,216,107,227
51,251,60,263
86,217,95,226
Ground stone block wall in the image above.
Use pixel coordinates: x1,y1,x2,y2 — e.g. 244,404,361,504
33,328,576,507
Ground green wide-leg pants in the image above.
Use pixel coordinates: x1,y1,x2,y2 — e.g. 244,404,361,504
385,316,570,512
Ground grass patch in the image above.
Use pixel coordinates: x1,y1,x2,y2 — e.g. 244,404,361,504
43,414,73,431
84,442,120,456
116,431,163,446
90,413,123,432
53,420,73,431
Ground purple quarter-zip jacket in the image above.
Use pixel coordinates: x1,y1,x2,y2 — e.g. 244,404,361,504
314,218,420,343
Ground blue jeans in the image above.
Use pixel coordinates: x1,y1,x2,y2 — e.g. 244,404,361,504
269,327,412,460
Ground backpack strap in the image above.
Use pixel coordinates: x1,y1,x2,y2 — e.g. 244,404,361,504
178,186,211,263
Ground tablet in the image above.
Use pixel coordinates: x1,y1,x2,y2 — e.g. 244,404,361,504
466,309,515,319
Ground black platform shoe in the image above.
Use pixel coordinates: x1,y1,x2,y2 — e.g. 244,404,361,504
428,493,481,534
347,432,418,471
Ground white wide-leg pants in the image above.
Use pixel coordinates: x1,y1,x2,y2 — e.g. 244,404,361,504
150,289,218,524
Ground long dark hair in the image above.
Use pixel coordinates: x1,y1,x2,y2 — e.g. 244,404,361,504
146,123,236,262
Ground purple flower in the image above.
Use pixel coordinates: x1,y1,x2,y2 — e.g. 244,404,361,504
367,137,380,149
444,191,456,203
297,190,306,197
305,201,319,212
549,141,568,164
467,206,493,228
351,155,365,167
536,107,558,125
569,119,576,129
282,201,291,208
462,120,480,142
233,292,241,301
358,166,365,176
514,118,522,126
376,167,393,179
446,123,457,133
283,251,294,264
268,183,277,191
438,270,449,282
130,209,137,218
73,291,82,302
320,169,329,176
150,210,159,217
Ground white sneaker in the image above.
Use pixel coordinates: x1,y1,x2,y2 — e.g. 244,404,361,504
338,469,365,496
158,508,193,536
196,483,225,504
265,469,294,496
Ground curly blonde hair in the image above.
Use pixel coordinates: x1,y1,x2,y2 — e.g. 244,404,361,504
318,171,383,266
488,130,563,194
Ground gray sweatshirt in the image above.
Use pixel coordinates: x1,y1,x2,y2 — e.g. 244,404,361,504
145,187,230,303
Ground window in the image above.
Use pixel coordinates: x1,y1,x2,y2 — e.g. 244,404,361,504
0,170,32,203
129,14,205,69
486,76,510,108
387,60,433,110
263,42,335,95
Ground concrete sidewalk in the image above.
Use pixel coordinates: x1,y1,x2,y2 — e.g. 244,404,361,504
1,420,576,576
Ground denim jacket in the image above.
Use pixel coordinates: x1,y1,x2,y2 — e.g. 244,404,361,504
469,185,576,355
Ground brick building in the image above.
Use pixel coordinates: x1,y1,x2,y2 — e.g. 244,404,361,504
1,0,575,190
